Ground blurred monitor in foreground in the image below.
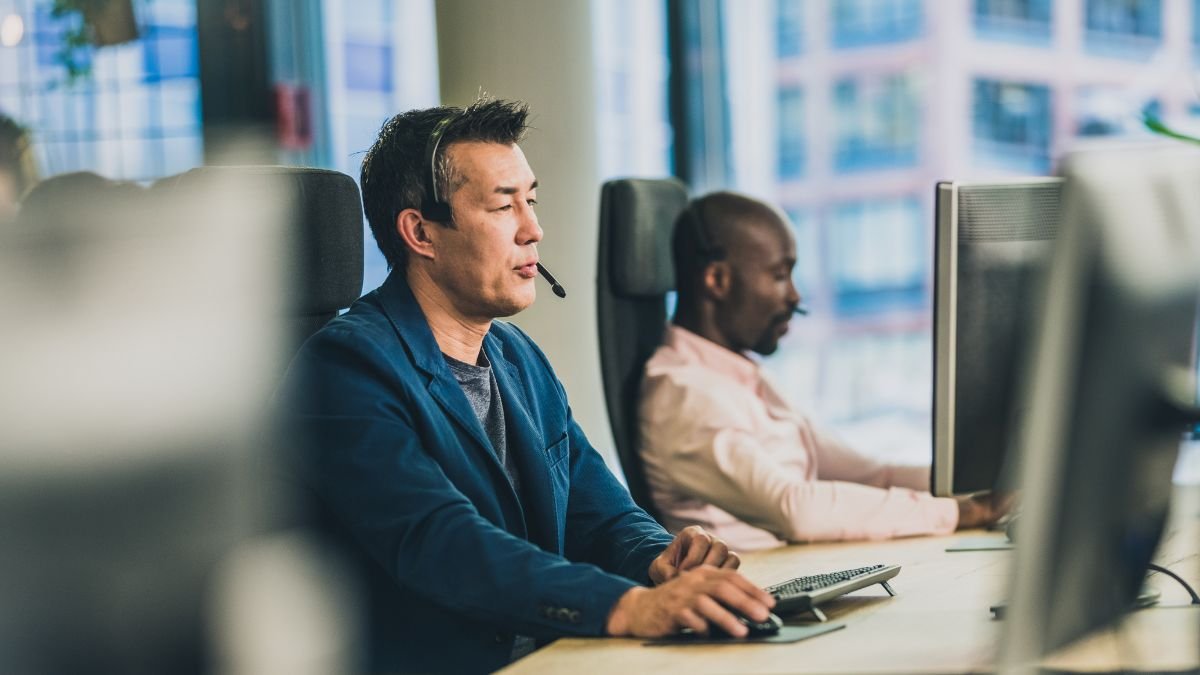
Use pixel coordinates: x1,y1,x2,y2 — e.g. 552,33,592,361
1001,144,1200,666
0,171,291,673
932,178,1064,497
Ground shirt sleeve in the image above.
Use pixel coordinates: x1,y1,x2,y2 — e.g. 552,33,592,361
643,374,957,543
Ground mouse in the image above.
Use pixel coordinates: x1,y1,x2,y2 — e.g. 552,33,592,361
708,612,783,639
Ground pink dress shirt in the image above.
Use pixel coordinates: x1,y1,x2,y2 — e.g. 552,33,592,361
638,325,958,551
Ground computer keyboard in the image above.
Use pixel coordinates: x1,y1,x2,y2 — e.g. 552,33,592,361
764,564,901,622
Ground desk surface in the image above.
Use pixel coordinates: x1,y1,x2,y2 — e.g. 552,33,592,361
502,488,1200,674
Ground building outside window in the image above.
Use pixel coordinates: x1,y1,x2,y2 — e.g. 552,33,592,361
974,0,1052,45
0,0,202,181
832,72,919,172
831,0,923,48
972,78,1052,173
826,197,926,315
1084,0,1162,58
1195,0,1200,52
777,0,804,57
593,0,672,180
777,85,805,179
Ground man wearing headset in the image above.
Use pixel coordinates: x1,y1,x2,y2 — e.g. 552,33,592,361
638,191,1008,551
277,100,774,674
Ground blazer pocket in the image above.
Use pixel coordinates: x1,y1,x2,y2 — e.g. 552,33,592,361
545,432,570,467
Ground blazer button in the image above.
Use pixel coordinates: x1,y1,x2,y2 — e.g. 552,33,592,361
494,632,508,644
555,608,571,622
567,610,581,624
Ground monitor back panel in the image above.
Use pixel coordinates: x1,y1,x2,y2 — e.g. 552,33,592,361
932,179,1063,496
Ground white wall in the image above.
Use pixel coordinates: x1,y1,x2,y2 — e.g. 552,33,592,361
435,0,621,474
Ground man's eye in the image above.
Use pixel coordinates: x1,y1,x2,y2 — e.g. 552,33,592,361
495,204,513,211
527,199,538,206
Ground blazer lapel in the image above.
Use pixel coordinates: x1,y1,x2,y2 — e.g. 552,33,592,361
377,274,523,519
486,335,562,553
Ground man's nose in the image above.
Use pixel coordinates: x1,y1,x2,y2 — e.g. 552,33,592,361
787,280,802,307
518,205,542,245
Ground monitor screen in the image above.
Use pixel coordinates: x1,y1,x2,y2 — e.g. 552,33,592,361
1001,144,1200,664
932,178,1064,496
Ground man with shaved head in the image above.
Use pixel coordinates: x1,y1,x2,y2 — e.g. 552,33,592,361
638,191,1006,550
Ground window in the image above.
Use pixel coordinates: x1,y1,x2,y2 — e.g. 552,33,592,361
594,0,672,180
831,0,923,48
1076,86,1159,137
1195,0,1200,50
974,0,1052,44
1084,0,1161,58
323,0,439,292
827,197,926,315
0,0,203,181
832,73,919,172
972,78,1052,173
777,86,805,179
777,0,804,57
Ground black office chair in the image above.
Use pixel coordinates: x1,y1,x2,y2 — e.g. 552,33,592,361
153,165,364,350
597,178,689,516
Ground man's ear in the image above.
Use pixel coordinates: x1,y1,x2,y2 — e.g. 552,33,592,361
396,208,437,262
702,261,732,301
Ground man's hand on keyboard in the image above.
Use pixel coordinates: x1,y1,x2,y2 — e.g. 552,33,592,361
955,491,1014,529
648,525,740,585
605,566,776,638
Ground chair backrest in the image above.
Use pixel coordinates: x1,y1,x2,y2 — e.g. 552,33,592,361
154,165,364,350
596,178,689,516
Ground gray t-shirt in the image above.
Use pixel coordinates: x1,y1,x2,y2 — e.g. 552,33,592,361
442,352,522,500
443,351,535,661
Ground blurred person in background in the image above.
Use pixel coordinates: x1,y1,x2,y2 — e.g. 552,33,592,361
15,171,142,230
0,112,39,221
639,191,1008,551
277,99,774,674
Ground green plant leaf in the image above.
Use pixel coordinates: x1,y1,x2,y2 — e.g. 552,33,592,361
1143,112,1200,146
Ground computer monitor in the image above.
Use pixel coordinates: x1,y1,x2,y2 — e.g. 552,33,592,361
1001,144,1200,665
932,178,1064,496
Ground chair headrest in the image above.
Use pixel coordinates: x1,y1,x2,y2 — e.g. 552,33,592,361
154,166,364,315
602,178,688,298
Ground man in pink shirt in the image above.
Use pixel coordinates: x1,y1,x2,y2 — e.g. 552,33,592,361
638,191,1005,551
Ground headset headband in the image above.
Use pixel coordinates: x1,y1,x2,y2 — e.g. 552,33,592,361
420,113,458,222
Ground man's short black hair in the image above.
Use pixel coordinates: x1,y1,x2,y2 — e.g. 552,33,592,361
360,98,531,270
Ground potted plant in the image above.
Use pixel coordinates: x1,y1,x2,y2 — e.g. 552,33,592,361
50,0,139,81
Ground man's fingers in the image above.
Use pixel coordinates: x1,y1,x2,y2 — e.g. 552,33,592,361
678,530,712,569
676,607,707,634
701,539,730,567
710,581,771,623
694,595,746,637
723,570,775,606
652,558,679,583
719,551,741,570
662,536,681,564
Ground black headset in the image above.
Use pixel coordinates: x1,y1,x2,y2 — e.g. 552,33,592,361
687,198,724,261
418,110,566,298
419,112,458,222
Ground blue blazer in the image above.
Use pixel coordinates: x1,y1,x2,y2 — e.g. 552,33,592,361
279,273,672,674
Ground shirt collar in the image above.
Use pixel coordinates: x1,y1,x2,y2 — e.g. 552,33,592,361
664,324,761,389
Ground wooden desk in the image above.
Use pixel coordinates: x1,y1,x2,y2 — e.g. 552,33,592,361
502,488,1199,674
